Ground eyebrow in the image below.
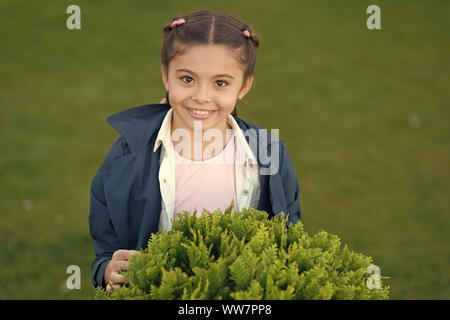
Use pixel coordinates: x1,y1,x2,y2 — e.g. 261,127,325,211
176,68,234,79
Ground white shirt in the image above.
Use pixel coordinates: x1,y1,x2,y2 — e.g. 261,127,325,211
153,108,260,232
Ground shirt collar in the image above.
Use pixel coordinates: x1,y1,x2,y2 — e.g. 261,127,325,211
228,114,258,166
153,109,258,166
153,108,173,153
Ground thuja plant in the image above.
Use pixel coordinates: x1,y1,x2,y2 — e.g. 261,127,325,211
95,202,389,300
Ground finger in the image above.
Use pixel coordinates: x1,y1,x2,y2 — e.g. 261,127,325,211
127,249,139,258
160,98,167,104
112,284,121,291
112,249,138,261
110,271,128,284
106,282,121,292
110,259,130,272
117,260,130,271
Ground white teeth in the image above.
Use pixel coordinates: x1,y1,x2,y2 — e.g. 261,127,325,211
191,109,212,115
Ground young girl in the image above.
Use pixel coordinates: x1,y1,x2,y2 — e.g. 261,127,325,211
89,10,301,291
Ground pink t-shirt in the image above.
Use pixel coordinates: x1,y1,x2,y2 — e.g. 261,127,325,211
173,135,237,220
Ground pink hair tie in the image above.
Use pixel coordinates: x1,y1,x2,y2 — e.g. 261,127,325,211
171,18,186,28
242,30,255,39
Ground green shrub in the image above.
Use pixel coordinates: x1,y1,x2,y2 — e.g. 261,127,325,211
95,203,389,300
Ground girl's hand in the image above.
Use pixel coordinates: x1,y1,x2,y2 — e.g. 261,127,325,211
159,97,167,104
104,249,138,292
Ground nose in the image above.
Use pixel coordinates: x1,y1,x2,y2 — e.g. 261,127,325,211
192,85,211,104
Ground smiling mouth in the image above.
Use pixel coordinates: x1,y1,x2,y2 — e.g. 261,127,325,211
186,107,217,118
187,107,216,115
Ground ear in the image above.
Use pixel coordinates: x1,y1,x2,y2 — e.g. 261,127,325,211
161,65,169,91
238,75,254,100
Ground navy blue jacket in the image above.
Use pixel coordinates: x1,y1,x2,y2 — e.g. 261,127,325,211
89,104,301,288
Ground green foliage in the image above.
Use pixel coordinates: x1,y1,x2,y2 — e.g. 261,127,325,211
95,203,389,300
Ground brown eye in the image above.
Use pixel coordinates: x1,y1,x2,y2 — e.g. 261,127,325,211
216,80,227,87
181,76,193,83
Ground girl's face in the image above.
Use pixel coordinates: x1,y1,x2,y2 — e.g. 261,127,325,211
161,44,253,135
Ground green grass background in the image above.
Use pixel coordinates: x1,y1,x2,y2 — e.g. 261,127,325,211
0,0,448,299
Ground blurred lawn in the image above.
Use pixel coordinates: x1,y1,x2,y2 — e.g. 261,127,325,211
0,0,449,299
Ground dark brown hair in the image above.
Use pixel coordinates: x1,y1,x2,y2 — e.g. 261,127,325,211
161,10,259,116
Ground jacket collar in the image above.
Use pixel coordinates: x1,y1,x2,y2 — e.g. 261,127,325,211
106,104,170,153
152,107,173,153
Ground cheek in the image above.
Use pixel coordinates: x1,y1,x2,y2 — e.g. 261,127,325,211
216,93,239,111
168,87,189,106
